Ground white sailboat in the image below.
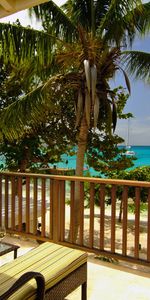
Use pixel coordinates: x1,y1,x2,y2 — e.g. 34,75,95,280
125,119,135,156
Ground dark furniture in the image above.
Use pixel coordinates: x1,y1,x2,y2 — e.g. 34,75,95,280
0,242,20,259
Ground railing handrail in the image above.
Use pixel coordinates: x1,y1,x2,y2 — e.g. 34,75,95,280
1,171,150,188
1,171,150,266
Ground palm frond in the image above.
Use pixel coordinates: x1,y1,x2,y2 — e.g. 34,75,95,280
0,84,46,140
29,1,77,42
0,22,56,66
0,72,79,140
112,101,117,132
98,0,146,45
133,2,150,36
121,51,150,82
119,67,131,94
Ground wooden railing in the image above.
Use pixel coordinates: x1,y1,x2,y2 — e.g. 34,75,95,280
0,171,150,266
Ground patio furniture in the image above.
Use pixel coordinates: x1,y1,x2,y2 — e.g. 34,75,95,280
0,271,45,300
0,242,20,259
0,241,87,299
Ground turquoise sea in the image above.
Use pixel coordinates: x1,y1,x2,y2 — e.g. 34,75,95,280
54,146,150,176
1,146,150,176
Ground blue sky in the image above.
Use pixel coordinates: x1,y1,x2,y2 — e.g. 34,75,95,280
1,0,150,145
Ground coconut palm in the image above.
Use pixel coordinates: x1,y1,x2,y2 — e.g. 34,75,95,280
0,0,150,238
0,1,150,174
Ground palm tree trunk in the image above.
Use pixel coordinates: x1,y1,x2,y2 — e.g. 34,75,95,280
73,114,88,241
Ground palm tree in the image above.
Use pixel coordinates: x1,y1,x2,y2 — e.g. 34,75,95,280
0,0,150,238
0,1,150,174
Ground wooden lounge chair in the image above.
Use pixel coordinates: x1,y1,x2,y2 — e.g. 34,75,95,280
0,242,87,299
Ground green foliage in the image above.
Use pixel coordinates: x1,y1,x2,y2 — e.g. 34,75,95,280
107,166,150,203
0,62,76,172
87,133,135,175
85,166,150,208
128,202,148,214
0,1,150,177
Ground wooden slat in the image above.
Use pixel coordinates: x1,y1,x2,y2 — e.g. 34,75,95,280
11,176,15,230
47,179,51,239
52,180,59,242
100,184,105,250
147,188,150,261
79,182,84,246
50,179,54,240
122,186,128,256
25,177,30,233
60,180,65,241
111,185,116,253
33,178,38,235
134,187,140,259
5,176,9,228
41,178,46,237
89,183,94,248
70,181,75,243
0,175,2,226
18,177,22,231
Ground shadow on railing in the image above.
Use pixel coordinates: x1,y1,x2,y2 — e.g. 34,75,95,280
0,171,150,266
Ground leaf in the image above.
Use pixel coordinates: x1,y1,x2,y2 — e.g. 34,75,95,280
85,89,91,127
112,102,117,132
121,50,150,82
120,68,131,94
91,64,97,105
94,95,100,128
84,59,90,93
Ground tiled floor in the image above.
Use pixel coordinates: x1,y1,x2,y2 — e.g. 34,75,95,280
1,235,150,300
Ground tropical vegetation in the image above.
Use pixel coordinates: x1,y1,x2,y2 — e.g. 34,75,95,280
0,1,150,176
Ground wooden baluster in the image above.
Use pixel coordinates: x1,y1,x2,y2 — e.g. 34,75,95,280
26,177,30,233
41,178,46,237
111,185,116,253
47,179,51,239
79,182,84,246
134,187,140,259
60,180,65,241
100,184,105,250
122,186,128,256
70,181,75,243
11,176,16,230
5,176,8,228
52,179,60,242
147,188,150,261
89,183,94,248
50,179,54,240
18,177,22,232
33,178,37,235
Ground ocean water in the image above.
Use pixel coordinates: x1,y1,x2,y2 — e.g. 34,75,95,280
1,146,150,176
54,145,150,176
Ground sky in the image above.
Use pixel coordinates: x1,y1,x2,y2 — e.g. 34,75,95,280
1,0,150,146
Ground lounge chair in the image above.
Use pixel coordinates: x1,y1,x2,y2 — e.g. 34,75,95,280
0,271,45,299
0,242,87,299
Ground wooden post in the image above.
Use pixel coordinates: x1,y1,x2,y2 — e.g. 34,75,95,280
52,179,60,242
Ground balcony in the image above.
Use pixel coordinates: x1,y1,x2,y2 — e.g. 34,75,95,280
0,171,150,298
0,171,150,266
